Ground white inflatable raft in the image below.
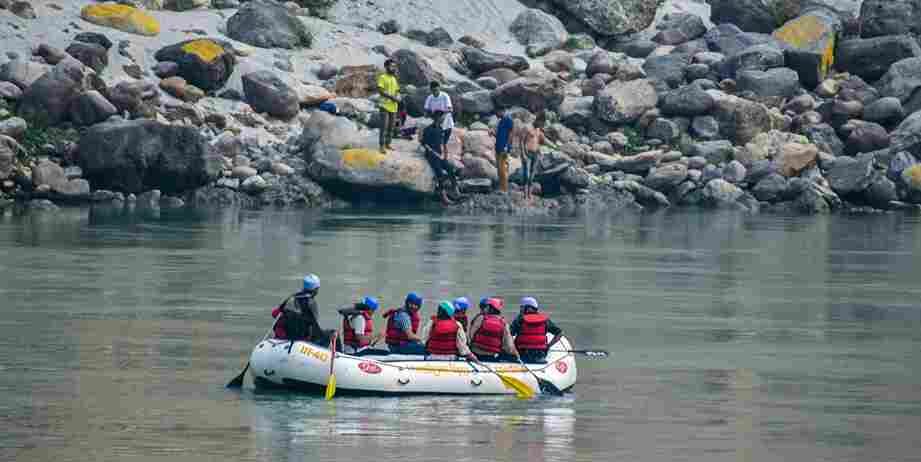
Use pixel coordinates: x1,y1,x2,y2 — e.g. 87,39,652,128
249,335,577,395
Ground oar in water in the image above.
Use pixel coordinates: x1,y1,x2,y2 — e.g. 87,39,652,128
519,358,564,396
226,296,292,389
473,361,535,400
324,331,339,400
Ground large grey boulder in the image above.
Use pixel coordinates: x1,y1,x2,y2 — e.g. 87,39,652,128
688,140,734,164
559,96,594,127
462,47,529,75
241,71,300,119
736,67,800,97
492,72,566,113
863,97,904,125
660,85,715,116
704,23,776,57
547,0,662,36
722,44,785,78
299,112,435,195
18,58,98,125
0,59,49,89
77,119,221,194
701,178,757,210
593,78,657,124
459,90,494,114
154,39,235,92
643,53,691,90
509,8,568,56
709,0,776,34
391,49,443,87
654,13,707,46
713,94,773,144
876,57,921,104
752,173,789,202
65,41,108,74
69,90,117,127
226,0,312,49
836,36,921,82
826,154,875,196
859,0,921,38
645,162,688,193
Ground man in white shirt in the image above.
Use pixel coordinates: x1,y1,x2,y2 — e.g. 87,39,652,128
424,81,454,158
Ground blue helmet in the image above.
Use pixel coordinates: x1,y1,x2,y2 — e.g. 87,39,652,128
520,296,539,309
302,274,320,291
453,297,470,311
479,297,490,308
438,300,456,317
361,296,379,311
405,292,423,307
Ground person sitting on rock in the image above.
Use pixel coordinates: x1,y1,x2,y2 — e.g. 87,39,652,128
421,111,461,205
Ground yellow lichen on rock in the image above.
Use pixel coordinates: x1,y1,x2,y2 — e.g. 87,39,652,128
773,15,826,48
342,149,385,170
902,165,921,189
180,39,225,63
80,3,160,37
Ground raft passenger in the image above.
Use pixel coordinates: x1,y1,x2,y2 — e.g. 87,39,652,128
341,296,378,355
511,296,562,363
453,296,470,331
382,292,426,355
468,297,520,362
272,274,325,344
420,301,478,362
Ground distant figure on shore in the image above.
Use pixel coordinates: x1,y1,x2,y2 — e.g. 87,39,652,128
424,81,454,155
491,108,515,193
377,59,401,153
520,116,546,201
421,111,461,205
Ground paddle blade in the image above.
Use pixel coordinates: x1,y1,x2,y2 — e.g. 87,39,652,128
325,373,337,400
226,363,248,389
498,373,535,400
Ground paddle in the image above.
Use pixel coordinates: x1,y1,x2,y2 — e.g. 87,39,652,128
226,296,292,389
519,358,564,396
563,349,610,357
473,361,535,400
324,331,338,400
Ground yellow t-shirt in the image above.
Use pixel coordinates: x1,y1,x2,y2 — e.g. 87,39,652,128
377,73,399,113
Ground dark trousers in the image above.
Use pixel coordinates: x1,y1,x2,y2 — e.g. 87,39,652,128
388,341,426,355
379,110,396,148
520,349,548,363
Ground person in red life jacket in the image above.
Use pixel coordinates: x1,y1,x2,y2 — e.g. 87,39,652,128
272,274,324,342
510,296,563,363
453,297,471,331
420,301,478,361
340,296,379,354
468,297,520,362
381,292,426,355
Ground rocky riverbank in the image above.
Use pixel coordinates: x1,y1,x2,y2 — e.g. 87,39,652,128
2,0,921,217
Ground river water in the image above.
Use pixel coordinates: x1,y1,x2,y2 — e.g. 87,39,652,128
1,207,919,462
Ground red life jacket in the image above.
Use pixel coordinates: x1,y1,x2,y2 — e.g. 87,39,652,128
342,311,373,348
383,308,421,346
515,313,549,351
272,307,287,339
454,312,468,330
472,314,506,354
425,317,459,355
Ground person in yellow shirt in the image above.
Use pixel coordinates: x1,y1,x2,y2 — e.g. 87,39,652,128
377,59,400,153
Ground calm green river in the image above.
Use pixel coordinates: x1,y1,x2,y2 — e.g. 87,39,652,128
1,207,920,462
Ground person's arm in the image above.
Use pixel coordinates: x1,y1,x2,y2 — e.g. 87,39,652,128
546,319,563,349
424,95,433,115
351,316,373,344
456,324,478,362
272,306,283,318
417,319,433,344
466,316,482,345
502,324,520,359
509,316,522,337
